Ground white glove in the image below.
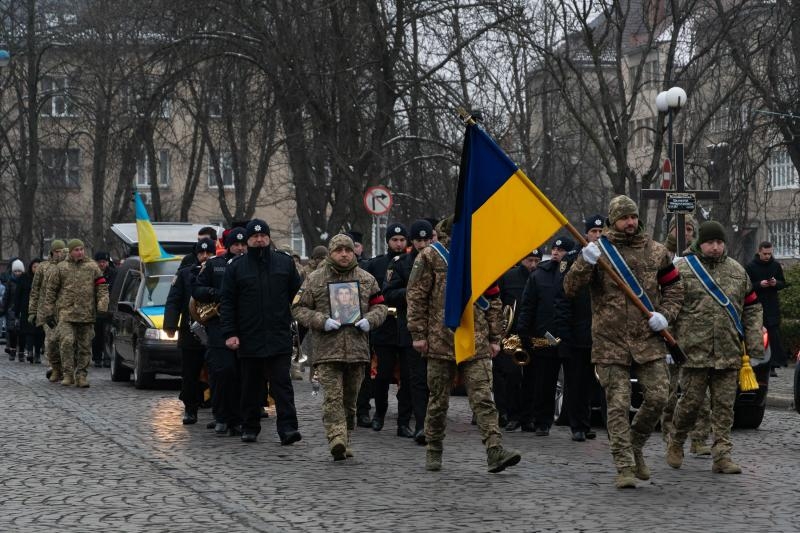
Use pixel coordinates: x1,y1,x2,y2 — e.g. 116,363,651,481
355,318,371,332
648,312,668,332
324,318,341,331
581,242,601,265
665,353,675,365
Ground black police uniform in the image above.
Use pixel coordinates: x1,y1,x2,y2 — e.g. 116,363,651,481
219,243,303,441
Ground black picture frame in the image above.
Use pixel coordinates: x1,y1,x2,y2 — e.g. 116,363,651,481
328,281,362,325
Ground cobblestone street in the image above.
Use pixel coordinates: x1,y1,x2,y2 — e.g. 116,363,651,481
0,357,797,533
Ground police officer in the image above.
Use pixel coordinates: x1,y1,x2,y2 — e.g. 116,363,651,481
193,227,247,435
220,219,303,444
164,238,215,424
497,249,541,431
42,239,109,388
362,222,413,436
517,236,574,435
383,219,434,443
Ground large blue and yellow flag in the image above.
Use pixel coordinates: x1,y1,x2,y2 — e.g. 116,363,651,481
445,121,570,363
134,191,176,263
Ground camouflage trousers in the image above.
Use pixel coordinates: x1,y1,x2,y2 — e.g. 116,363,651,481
425,358,501,452
57,322,95,378
661,363,711,442
44,323,61,370
672,367,738,461
316,362,365,444
596,360,668,470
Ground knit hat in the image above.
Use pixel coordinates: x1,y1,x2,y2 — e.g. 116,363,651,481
608,195,638,225
551,236,574,252
94,251,110,262
385,223,408,242
245,219,270,238
225,227,247,248
328,234,355,252
584,214,605,233
311,245,328,260
50,239,66,252
67,239,84,251
697,221,726,244
436,216,454,238
668,215,698,234
346,231,363,244
195,238,215,254
409,219,434,240
11,259,24,273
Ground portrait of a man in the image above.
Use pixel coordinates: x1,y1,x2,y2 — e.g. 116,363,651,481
328,281,362,325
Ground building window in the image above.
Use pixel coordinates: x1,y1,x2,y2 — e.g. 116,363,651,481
767,220,800,258
42,148,80,187
208,152,234,188
290,218,306,258
42,76,74,117
767,149,799,190
136,150,171,187
630,117,655,149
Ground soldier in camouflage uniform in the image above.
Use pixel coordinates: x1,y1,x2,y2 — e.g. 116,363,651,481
28,239,67,382
564,195,683,488
292,234,388,460
42,239,109,388
406,217,521,474
302,245,329,279
665,221,763,474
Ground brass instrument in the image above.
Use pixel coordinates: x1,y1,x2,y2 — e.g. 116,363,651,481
387,307,398,317
291,320,307,366
501,302,516,337
501,332,561,366
189,297,220,325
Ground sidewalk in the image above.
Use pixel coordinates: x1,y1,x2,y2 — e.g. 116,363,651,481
766,359,796,410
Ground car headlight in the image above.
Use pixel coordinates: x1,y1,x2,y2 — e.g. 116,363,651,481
144,328,177,341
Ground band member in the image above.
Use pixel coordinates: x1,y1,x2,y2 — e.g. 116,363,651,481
564,195,683,488
666,221,762,474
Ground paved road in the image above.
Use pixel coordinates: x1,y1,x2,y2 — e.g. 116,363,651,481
0,357,797,533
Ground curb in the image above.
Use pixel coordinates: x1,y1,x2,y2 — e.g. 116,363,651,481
767,394,794,410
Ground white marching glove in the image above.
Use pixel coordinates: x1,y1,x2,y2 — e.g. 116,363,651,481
581,242,602,265
665,353,675,365
355,318,371,332
324,318,341,331
648,312,668,332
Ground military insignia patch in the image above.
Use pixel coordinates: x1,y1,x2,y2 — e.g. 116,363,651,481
408,262,421,285
292,288,304,305
560,261,568,273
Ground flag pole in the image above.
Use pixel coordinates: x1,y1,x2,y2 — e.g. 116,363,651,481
455,107,685,362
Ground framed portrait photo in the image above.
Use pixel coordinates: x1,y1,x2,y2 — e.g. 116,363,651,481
328,281,362,326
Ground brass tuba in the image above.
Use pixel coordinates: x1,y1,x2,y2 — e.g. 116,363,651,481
189,297,220,325
500,302,531,366
502,332,562,366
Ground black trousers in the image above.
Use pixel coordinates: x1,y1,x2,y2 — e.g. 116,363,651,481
532,351,562,428
517,361,537,425
406,347,428,430
179,346,206,411
92,318,109,364
494,353,521,421
206,345,241,426
373,344,412,426
563,346,596,433
240,355,298,438
356,361,373,418
766,324,787,367
25,327,45,360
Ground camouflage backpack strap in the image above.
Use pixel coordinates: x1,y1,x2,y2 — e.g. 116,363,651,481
597,235,654,312
430,241,490,311
683,254,744,339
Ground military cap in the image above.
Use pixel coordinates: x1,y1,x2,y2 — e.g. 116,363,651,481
608,195,638,225
94,251,111,262
67,238,84,251
225,226,247,248
328,233,355,252
346,231,364,244
246,219,270,238
525,249,541,259
668,215,698,234
436,216,454,238
195,238,215,253
50,239,66,252
409,219,434,240
584,214,605,233
697,220,726,244
385,223,408,242
311,245,328,260
551,236,574,252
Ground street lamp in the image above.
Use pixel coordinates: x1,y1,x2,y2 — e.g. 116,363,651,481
655,86,687,163
0,50,9,68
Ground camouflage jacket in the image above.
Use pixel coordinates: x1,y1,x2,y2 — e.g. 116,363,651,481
406,243,503,362
675,248,763,369
563,226,683,365
28,257,59,326
292,259,387,365
43,257,109,324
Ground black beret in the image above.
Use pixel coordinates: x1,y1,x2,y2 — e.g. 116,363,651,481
94,251,111,261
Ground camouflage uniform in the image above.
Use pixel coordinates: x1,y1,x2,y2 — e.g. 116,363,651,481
42,249,109,386
669,240,762,467
406,220,520,473
292,234,387,458
28,245,66,380
563,195,683,480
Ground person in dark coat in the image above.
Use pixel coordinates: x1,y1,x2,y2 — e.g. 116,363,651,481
4,259,25,361
497,249,541,431
19,259,43,364
164,239,216,424
193,227,247,435
746,241,788,372
220,219,303,444
551,215,605,441
92,251,117,368
516,236,574,435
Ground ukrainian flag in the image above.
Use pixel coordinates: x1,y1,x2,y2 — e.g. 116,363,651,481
446,121,570,364
134,191,176,263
